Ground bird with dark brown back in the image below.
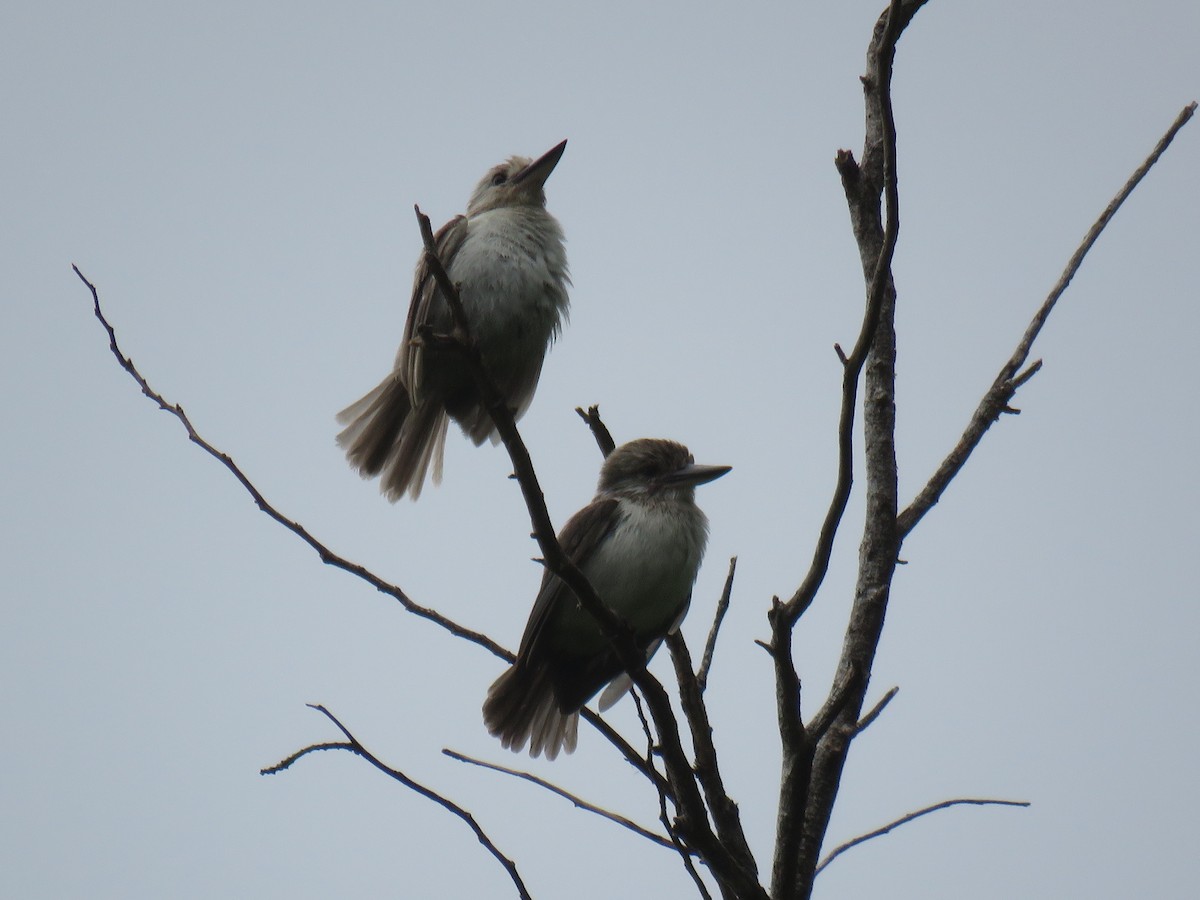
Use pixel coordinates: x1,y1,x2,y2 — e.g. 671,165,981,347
337,141,570,500
484,438,730,760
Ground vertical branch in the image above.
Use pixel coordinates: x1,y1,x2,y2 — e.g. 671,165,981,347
770,2,926,898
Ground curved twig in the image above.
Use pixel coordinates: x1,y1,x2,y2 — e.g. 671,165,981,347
260,741,353,774
291,704,533,900
442,748,680,850
815,797,1031,876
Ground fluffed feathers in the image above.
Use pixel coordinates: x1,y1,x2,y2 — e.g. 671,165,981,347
483,662,579,761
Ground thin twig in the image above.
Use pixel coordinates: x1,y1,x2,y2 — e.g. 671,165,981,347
630,689,712,900
667,631,760,885
260,741,353,774
294,705,533,900
854,686,898,735
71,264,511,662
580,708,672,794
575,405,616,458
442,748,680,851
814,797,1031,876
897,101,1197,539
697,557,737,692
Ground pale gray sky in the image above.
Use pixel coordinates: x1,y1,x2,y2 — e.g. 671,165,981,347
4,1,1197,897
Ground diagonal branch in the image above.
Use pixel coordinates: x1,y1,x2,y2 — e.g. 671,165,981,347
279,704,533,900
814,797,1031,877
442,748,680,851
697,556,737,693
667,631,760,884
577,385,752,891
412,209,765,900
853,686,898,735
75,262,673,802
72,264,511,662
630,688,713,900
896,100,1197,539
575,404,616,457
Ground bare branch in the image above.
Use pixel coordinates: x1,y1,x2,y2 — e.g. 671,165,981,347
854,686,899,735
291,705,533,900
575,404,616,458
770,3,922,896
71,264,512,662
630,689,713,900
667,631,760,884
260,742,352,775
409,211,766,899
697,557,737,693
416,204,474,340
442,749,680,851
580,708,672,794
77,260,692,831
897,101,1197,539
814,797,1031,877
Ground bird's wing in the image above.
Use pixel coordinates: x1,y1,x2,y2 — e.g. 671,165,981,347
397,214,470,402
515,496,622,660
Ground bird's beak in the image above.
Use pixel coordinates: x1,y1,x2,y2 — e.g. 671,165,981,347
512,139,568,188
663,463,732,487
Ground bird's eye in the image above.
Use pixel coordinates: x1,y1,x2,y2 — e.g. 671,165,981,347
491,172,507,186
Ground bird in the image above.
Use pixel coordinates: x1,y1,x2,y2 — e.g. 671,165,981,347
337,140,570,500
483,438,730,759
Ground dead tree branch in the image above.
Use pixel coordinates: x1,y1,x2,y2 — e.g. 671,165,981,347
896,100,1197,538
769,3,922,897
697,556,737,692
71,264,511,661
270,704,533,900
854,686,899,735
815,797,1031,876
442,749,679,851
75,262,678,824
630,688,712,900
575,404,617,457
413,208,766,900
667,631,759,883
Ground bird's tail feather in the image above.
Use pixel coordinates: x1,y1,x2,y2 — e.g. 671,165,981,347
483,663,578,760
336,376,448,501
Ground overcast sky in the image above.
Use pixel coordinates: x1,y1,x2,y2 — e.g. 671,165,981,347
4,1,1198,897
